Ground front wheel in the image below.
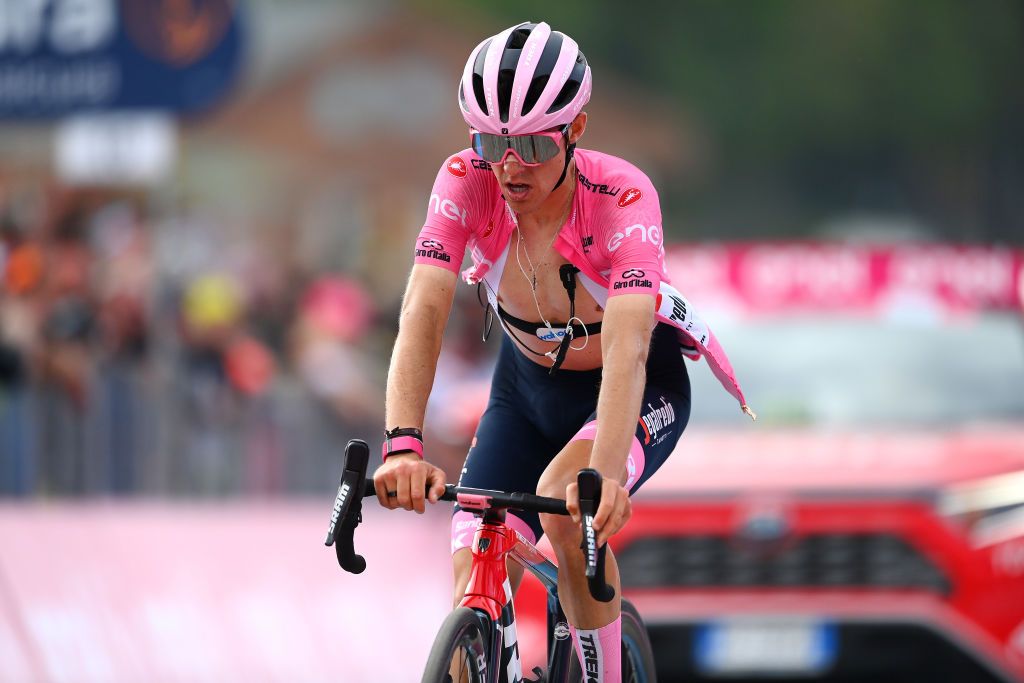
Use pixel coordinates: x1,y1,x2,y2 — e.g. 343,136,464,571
421,607,492,683
569,599,657,683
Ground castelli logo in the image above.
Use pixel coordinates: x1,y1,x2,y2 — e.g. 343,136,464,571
617,188,643,208
482,221,494,238
447,157,468,178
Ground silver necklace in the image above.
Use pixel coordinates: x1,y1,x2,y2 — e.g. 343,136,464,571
513,182,576,293
515,222,562,291
513,191,577,337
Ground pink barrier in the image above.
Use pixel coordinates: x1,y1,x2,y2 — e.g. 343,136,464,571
0,502,453,682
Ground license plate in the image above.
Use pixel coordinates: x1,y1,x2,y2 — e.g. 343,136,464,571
694,618,837,675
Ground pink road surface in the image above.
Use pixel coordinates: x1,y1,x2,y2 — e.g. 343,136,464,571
0,502,454,682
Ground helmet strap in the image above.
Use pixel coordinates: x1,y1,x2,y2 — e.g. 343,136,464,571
550,134,577,193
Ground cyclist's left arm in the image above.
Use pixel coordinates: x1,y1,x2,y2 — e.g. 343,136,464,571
572,293,655,547
568,170,664,546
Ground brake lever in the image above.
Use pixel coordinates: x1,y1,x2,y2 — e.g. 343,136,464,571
577,468,615,603
324,439,371,574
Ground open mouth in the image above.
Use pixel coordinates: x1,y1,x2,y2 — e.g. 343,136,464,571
505,183,530,199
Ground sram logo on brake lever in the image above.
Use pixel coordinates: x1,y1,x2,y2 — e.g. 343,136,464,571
325,439,370,546
324,476,354,546
582,513,598,572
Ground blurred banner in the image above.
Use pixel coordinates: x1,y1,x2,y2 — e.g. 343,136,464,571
666,243,1024,316
0,503,451,682
0,0,245,118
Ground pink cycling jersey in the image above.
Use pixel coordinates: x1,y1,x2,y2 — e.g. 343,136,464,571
415,148,753,417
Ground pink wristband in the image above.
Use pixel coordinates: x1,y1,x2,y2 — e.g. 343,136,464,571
382,435,424,461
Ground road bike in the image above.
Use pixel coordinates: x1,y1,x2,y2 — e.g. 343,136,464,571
325,439,657,682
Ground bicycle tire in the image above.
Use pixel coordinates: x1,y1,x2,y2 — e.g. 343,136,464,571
421,607,492,683
568,599,657,683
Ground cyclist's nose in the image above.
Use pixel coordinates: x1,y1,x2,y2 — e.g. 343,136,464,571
499,154,529,183
501,153,523,172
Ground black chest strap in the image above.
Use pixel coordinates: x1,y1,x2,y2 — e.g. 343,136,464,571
479,264,601,375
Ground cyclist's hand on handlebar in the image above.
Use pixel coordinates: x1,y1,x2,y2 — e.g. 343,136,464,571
373,454,447,514
566,476,631,548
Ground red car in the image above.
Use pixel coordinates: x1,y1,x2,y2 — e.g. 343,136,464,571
627,242,1024,681
519,242,1024,681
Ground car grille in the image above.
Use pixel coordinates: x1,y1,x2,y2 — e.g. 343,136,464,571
618,533,951,593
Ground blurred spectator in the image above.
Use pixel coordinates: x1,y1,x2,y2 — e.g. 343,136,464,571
284,274,382,492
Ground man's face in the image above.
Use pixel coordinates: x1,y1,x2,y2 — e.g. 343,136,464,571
490,114,585,215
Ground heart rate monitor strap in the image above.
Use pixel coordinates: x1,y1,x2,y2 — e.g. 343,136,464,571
548,264,580,375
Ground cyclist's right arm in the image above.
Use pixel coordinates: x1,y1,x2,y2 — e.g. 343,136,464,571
373,263,457,514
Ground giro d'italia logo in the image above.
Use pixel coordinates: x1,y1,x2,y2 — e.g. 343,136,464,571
120,0,235,67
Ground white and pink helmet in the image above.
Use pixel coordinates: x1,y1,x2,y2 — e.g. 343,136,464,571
458,22,592,135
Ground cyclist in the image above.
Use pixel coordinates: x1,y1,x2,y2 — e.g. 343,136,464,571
373,21,752,681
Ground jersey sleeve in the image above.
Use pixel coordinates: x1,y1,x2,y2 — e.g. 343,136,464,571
602,180,666,298
414,152,487,274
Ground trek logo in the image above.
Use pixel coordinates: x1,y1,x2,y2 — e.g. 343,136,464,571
428,194,469,227
617,187,643,208
471,158,492,171
447,156,467,177
536,327,569,341
578,172,620,197
416,238,451,263
614,268,653,290
607,223,663,252
579,633,600,681
639,396,676,445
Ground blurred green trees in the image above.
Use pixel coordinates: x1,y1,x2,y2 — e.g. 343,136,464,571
421,0,1023,243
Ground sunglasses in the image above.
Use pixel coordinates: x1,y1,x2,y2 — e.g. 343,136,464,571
469,124,570,166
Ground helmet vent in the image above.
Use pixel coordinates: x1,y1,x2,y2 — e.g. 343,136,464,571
471,38,492,114
497,69,514,123
521,32,563,116
546,52,587,115
497,25,534,124
508,25,535,50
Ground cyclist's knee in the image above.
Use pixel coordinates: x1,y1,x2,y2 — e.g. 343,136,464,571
539,508,579,552
535,470,565,501
536,476,574,549
536,439,591,502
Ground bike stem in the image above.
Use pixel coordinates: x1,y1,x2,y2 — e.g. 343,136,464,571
460,511,516,622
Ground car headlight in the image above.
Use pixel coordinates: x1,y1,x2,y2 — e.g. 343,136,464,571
938,470,1024,548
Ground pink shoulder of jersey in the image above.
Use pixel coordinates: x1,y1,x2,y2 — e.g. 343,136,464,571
416,148,667,296
572,149,667,297
414,151,493,274
414,148,754,418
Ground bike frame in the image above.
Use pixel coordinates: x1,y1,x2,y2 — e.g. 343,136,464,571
325,442,614,682
459,503,575,682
